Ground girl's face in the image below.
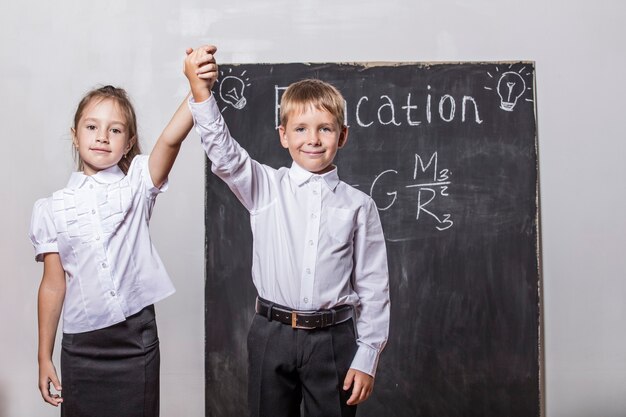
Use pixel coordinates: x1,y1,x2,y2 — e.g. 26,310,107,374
72,98,131,176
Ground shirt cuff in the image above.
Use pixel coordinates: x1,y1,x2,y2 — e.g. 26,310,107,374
188,94,221,126
349,342,381,377
34,244,59,262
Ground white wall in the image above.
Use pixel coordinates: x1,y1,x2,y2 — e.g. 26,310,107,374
1,1,624,416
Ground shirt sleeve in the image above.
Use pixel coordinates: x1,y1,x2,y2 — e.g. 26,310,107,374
29,198,59,262
349,197,390,377
127,154,169,198
188,94,270,211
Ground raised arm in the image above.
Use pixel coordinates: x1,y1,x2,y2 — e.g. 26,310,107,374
148,46,218,188
37,253,66,407
148,95,193,188
183,45,271,212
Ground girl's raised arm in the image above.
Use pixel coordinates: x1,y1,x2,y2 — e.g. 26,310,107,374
149,45,218,188
148,97,194,189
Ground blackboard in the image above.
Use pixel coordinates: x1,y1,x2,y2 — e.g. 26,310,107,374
204,62,541,417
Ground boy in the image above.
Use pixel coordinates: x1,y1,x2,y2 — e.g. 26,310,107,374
185,45,390,417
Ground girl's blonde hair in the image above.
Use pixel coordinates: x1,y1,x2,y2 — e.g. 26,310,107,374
279,79,345,128
72,85,141,174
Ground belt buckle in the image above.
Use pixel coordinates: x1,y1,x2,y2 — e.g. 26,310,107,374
291,311,316,329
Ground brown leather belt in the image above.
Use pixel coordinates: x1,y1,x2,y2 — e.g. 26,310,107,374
255,297,354,330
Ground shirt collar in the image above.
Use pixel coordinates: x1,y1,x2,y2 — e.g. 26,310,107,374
66,164,125,189
288,162,340,191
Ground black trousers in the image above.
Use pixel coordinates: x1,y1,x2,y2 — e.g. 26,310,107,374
247,313,359,417
60,305,160,417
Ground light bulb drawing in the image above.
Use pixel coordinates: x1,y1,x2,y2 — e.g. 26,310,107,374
484,64,534,113
497,72,525,112
219,76,247,110
215,68,252,112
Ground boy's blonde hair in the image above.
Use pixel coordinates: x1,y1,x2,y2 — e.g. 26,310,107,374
72,85,141,174
279,79,345,128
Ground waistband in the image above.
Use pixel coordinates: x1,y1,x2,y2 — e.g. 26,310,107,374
255,297,353,330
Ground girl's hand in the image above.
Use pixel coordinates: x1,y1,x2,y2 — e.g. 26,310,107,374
39,359,63,406
184,45,218,102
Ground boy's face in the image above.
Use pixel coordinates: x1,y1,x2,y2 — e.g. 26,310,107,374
279,105,348,174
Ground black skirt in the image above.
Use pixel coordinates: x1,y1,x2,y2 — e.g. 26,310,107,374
61,305,160,417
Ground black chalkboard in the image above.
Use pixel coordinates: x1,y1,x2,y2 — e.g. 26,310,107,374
204,62,541,417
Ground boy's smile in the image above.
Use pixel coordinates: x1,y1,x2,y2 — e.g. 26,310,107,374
278,105,348,174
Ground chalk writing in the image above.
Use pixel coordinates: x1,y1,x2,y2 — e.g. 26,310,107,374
274,85,483,128
370,152,453,231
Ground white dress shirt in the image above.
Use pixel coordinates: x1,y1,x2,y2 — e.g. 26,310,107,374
29,155,175,334
190,95,390,376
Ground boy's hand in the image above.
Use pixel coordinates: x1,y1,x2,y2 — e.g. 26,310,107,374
39,359,63,406
343,368,374,405
184,45,218,102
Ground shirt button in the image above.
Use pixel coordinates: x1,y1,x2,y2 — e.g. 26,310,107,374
306,268,311,274
311,213,317,219
91,209,96,214
89,184,94,189
303,298,309,303
101,262,107,268
110,290,116,297
313,190,318,195
95,235,100,240
308,240,314,246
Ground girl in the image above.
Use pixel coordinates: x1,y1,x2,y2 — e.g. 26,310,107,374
29,47,218,417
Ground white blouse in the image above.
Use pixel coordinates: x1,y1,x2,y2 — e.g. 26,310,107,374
29,155,175,334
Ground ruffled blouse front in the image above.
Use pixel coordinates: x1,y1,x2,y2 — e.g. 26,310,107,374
29,155,175,333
